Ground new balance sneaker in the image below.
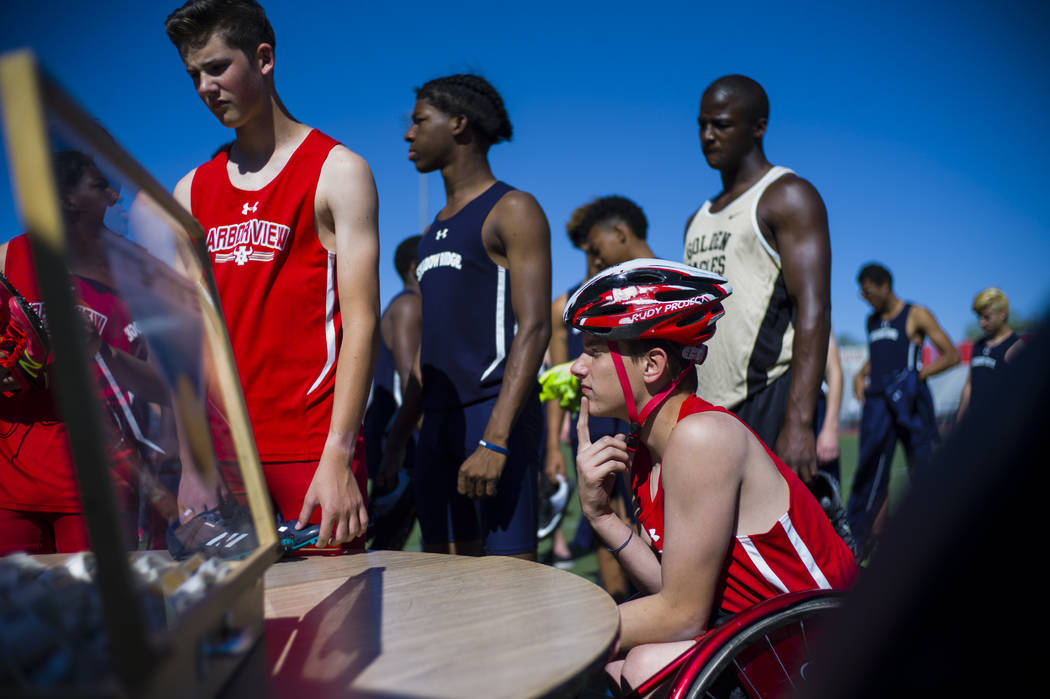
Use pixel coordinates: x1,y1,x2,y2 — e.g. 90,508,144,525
537,473,573,540
166,500,257,561
277,520,321,553
807,471,859,560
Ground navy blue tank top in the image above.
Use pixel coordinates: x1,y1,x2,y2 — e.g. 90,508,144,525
866,302,921,385
970,333,1019,405
417,181,515,409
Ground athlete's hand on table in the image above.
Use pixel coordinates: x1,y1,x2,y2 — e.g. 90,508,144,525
575,397,629,522
458,446,506,498
299,440,368,547
775,421,818,482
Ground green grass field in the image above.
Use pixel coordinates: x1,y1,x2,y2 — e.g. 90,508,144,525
397,432,910,589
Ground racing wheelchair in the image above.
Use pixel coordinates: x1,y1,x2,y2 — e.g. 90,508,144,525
621,590,845,699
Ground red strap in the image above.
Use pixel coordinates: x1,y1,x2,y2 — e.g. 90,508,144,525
607,342,695,452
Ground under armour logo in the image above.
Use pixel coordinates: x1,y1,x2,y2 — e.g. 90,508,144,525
435,228,448,240
649,528,660,542
242,201,258,215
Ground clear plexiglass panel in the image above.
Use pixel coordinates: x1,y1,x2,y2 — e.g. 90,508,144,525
0,54,277,696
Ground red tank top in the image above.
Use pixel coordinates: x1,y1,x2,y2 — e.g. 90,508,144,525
190,130,342,461
631,395,858,614
1,234,146,512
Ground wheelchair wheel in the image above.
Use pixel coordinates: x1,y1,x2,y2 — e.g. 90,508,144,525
676,592,844,699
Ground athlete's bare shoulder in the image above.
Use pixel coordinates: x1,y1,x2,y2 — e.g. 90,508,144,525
315,144,378,238
663,409,748,491
173,168,198,211
487,188,550,248
759,171,826,219
491,188,545,223
318,144,375,192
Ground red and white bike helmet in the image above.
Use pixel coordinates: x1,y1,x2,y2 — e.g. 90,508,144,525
564,259,732,452
564,258,731,355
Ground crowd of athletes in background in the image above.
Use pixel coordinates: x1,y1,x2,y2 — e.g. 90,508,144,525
361,74,1028,569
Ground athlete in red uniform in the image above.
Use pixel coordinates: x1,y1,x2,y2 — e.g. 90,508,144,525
0,152,149,554
566,259,857,691
167,0,379,549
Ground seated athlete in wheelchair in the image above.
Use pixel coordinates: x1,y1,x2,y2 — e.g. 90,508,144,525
566,260,857,695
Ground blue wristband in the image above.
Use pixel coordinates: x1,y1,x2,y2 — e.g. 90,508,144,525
478,439,509,456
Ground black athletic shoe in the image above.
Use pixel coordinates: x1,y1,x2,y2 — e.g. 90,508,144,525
277,520,321,553
807,471,859,560
166,500,257,561
537,474,573,540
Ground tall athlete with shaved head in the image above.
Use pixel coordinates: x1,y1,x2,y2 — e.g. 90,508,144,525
684,74,831,484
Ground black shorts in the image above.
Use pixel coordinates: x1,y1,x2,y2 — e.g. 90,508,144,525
729,370,791,448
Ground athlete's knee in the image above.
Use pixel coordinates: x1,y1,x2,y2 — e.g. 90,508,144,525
619,644,670,696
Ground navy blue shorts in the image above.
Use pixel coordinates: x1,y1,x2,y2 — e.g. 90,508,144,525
414,391,541,555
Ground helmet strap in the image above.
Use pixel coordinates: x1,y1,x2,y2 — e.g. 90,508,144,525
607,341,696,457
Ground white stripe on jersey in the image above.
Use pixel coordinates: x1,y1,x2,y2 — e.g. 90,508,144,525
95,353,166,455
307,251,338,395
779,513,832,589
480,266,507,382
739,534,790,594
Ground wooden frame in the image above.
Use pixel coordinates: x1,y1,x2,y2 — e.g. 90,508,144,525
0,50,280,698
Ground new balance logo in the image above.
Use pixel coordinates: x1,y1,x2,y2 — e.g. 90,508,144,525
242,201,259,215
435,228,448,240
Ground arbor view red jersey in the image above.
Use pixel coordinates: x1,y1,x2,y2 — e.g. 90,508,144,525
191,130,342,461
631,395,857,615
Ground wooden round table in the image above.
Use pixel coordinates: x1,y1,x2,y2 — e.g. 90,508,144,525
260,550,620,698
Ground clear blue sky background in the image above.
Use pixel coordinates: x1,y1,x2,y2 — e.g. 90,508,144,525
2,0,1048,342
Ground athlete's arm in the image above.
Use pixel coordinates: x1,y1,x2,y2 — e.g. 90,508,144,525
910,306,960,380
817,334,842,464
385,292,422,398
1005,337,1025,362
956,372,972,423
458,191,552,499
853,359,870,403
172,170,195,212
298,146,379,545
377,345,422,491
759,176,831,481
617,412,743,650
544,293,569,483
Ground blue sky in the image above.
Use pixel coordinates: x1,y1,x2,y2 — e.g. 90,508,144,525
2,0,1048,342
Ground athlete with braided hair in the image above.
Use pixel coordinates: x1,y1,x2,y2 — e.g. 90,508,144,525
381,73,551,558
567,259,856,691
